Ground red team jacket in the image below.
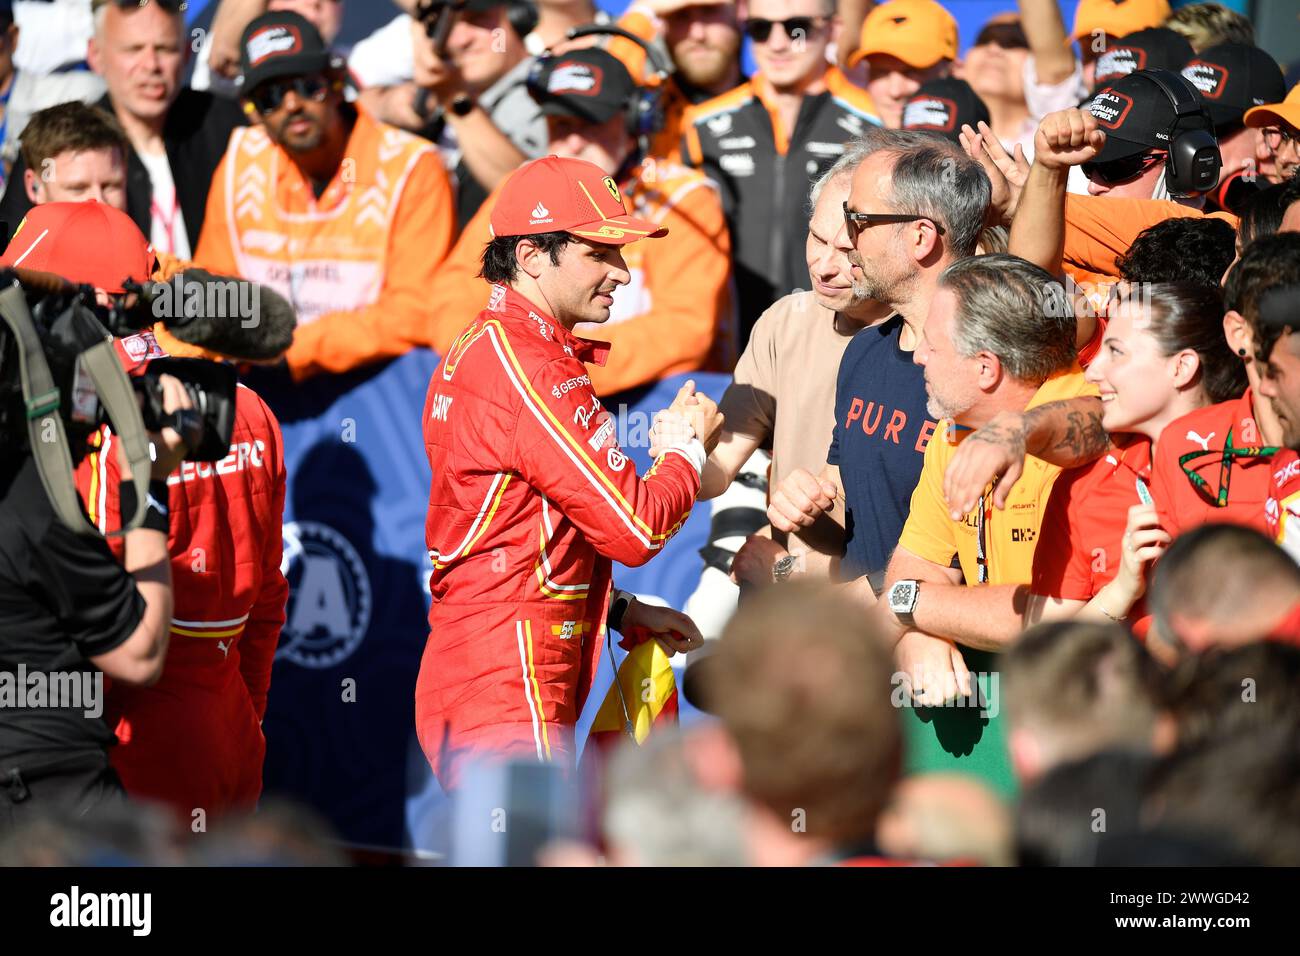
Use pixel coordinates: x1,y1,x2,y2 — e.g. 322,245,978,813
77,340,288,819
419,284,703,788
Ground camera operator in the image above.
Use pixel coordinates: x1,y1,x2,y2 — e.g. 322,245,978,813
0,352,191,832
2,200,289,823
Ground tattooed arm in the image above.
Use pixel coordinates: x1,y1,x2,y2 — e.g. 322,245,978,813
942,397,1108,516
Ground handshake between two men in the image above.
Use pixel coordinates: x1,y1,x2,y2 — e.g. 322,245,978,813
648,379,726,461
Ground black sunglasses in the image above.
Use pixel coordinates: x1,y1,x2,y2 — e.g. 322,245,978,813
1081,150,1163,186
742,16,827,43
842,201,944,243
250,74,331,116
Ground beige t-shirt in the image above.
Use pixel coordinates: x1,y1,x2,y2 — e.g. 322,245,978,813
720,291,862,555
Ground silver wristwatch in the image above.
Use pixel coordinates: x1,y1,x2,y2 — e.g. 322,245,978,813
888,580,921,627
772,554,799,583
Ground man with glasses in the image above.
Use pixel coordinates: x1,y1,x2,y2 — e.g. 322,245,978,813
681,0,878,350
0,0,244,257
1246,84,1300,184
769,133,985,597
1078,70,1216,202
1004,74,1232,305
195,9,455,381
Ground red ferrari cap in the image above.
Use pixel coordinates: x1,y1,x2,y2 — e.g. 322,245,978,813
489,155,668,245
0,201,155,293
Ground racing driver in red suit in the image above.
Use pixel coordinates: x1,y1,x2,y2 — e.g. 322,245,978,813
1,202,289,820
420,156,723,790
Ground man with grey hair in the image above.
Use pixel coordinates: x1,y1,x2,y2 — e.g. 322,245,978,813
768,131,988,599
661,134,890,690
874,253,1094,794
0,0,244,254
771,132,1107,599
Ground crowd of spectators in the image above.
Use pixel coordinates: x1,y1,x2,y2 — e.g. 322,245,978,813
0,0,1298,866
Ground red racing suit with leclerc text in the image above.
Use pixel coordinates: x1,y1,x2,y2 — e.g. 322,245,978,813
76,340,287,820
419,284,703,790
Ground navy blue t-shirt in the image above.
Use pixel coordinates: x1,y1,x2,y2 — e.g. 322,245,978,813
828,315,939,581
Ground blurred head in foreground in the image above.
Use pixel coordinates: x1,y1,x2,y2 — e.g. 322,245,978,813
1003,621,1168,786
701,584,902,865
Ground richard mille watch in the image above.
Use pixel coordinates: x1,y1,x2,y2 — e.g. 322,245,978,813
887,580,921,628
772,554,799,583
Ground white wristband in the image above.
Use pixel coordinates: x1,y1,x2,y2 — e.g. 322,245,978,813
664,437,707,477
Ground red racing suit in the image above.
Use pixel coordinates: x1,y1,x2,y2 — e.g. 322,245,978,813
77,343,288,820
420,284,703,790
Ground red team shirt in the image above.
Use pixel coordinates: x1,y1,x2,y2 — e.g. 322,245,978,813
77,335,287,819
1032,436,1153,631
1149,389,1276,536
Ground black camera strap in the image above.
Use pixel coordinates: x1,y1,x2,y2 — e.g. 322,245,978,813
0,286,152,537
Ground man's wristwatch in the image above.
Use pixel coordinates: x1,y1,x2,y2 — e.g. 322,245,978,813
887,580,921,627
772,554,798,583
449,93,475,117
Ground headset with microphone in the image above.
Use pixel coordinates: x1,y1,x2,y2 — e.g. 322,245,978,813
1130,68,1222,197
527,25,674,144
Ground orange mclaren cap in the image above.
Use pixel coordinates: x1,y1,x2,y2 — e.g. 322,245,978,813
849,0,959,71
1245,83,1300,133
1070,0,1171,44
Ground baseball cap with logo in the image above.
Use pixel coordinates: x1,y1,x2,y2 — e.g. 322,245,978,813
1245,83,1300,134
237,10,341,93
849,0,959,71
0,201,155,294
490,156,668,245
1181,43,1287,132
1092,28,1193,87
527,48,637,126
1086,70,1194,163
1071,0,1171,44
902,78,991,144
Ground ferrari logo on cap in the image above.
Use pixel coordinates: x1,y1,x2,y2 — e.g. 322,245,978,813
602,177,621,203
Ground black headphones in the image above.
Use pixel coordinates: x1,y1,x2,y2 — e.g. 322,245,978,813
1132,68,1221,197
527,25,672,141
567,25,673,140
504,0,539,41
